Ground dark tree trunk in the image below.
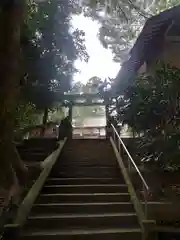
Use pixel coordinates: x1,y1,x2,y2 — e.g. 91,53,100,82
68,106,72,122
0,1,27,203
41,107,48,136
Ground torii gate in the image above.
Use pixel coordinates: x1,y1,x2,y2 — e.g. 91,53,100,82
58,92,112,139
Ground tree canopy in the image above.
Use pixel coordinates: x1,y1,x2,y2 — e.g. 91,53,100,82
80,0,180,62
0,0,89,202
15,0,90,130
22,0,89,110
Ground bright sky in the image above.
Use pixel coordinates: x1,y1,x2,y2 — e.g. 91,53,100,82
72,15,120,84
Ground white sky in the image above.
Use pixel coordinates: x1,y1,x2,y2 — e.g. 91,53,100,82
72,15,120,84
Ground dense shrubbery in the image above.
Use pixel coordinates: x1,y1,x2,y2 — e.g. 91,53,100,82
121,63,180,170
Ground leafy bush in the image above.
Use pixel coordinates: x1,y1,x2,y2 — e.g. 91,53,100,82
121,62,180,169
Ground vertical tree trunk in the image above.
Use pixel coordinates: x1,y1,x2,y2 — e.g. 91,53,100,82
67,106,73,139
105,104,110,138
0,1,27,202
41,107,48,136
68,106,72,123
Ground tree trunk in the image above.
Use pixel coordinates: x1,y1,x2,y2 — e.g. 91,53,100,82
0,1,27,202
41,107,48,136
68,106,72,122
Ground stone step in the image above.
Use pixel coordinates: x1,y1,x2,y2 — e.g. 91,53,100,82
26,213,138,230
23,138,57,147
64,147,113,150
46,177,124,185
37,193,130,204
53,171,121,178
20,228,141,240
18,148,52,153
56,163,118,167
19,151,49,155
31,202,135,215
54,166,119,172
60,155,115,160
17,140,142,240
54,173,121,178
19,154,47,162
19,147,57,153
41,184,127,194
53,163,118,169
58,157,116,161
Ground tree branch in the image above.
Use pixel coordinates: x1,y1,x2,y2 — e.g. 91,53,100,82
117,4,129,22
126,0,152,19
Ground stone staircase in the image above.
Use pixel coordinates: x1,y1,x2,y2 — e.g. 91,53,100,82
17,138,57,162
17,138,58,163
18,139,142,239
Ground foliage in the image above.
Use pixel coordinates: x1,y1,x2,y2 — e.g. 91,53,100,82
16,0,90,130
22,0,89,111
71,76,113,95
72,76,104,94
0,0,88,200
71,77,106,125
48,104,66,123
121,62,180,169
151,0,180,14
14,101,42,130
80,0,180,62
